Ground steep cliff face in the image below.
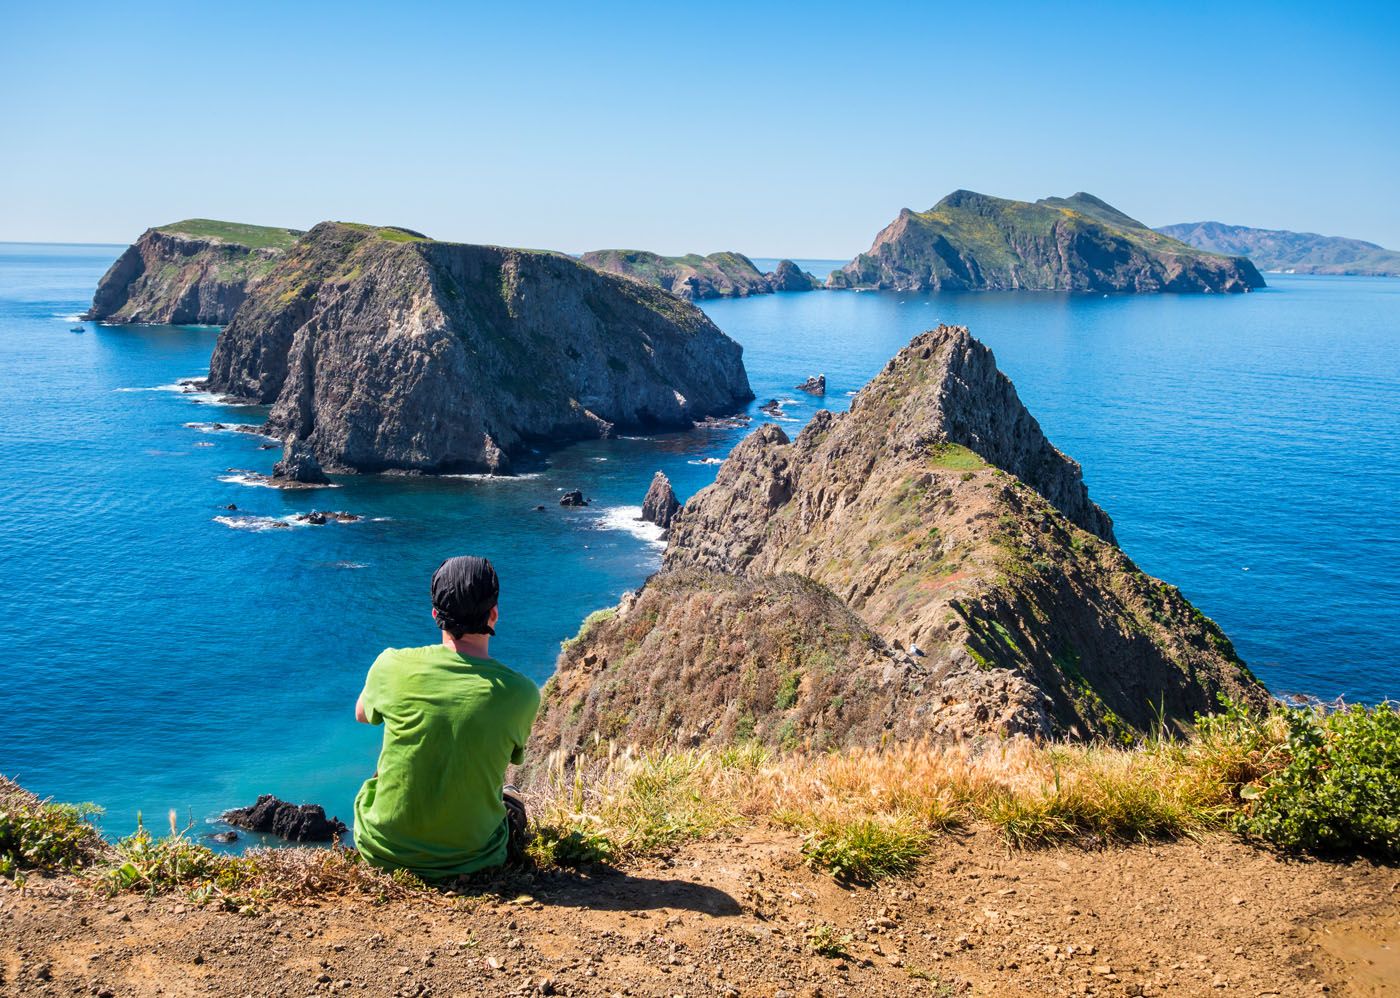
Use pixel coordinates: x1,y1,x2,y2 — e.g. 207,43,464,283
84,220,302,324
1157,221,1400,277
580,250,819,299
533,326,1266,764
828,191,1265,293
206,223,753,474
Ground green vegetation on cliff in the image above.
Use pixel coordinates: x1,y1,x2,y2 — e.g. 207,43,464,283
830,190,1265,293
155,219,303,251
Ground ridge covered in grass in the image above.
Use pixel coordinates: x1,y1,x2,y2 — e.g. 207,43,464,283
155,219,304,251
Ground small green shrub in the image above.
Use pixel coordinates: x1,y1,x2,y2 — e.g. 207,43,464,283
801,817,926,884
1233,703,1400,857
527,824,617,868
0,799,102,878
806,923,853,959
107,817,223,895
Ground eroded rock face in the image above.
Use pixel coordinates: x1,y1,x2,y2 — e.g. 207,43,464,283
828,191,1265,293
84,222,302,324
795,374,826,395
640,471,682,530
206,223,753,474
769,259,821,292
222,795,347,842
272,441,330,485
533,326,1266,763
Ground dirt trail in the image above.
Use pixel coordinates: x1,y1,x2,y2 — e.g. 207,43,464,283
2,830,1395,997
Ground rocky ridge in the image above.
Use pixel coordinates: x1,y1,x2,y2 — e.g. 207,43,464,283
639,470,682,530
580,249,820,299
84,219,303,324
828,191,1265,293
203,223,754,474
1157,220,1400,276
533,326,1265,762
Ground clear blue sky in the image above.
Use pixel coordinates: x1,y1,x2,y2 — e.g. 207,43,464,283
2,0,1397,255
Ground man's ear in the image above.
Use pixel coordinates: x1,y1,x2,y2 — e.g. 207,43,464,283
489,605,499,626
431,607,439,622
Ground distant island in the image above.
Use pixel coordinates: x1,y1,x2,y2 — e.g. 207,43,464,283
84,219,304,324
579,249,820,299
1157,220,1400,277
534,325,1265,763
93,220,754,475
828,191,1265,293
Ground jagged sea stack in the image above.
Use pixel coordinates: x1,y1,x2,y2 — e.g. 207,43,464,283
85,220,303,324
205,223,754,474
532,326,1266,764
640,471,682,530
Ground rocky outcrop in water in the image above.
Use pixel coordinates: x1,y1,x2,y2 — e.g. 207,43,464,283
532,326,1266,763
84,220,302,324
580,250,820,300
795,374,826,395
222,795,347,842
206,223,753,474
272,441,330,485
828,191,1264,293
640,471,682,530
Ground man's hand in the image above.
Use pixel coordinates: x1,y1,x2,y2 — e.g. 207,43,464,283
355,693,369,724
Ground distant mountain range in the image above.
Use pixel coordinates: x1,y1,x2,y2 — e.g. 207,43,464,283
1156,221,1400,277
828,191,1263,293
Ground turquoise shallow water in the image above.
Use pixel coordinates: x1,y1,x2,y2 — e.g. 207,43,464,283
2,243,1397,838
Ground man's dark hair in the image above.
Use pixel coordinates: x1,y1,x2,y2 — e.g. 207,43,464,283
431,556,499,637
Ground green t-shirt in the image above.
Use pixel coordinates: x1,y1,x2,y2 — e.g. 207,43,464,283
353,644,540,879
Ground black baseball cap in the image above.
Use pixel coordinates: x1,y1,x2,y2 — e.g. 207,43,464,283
430,556,499,636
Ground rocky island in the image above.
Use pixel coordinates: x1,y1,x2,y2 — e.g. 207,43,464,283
84,219,303,324
827,191,1265,293
534,326,1265,762
190,222,753,474
1158,220,1400,276
579,249,820,299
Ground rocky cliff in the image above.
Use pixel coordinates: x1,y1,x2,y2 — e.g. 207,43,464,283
533,326,1265,762
828,191,1265,293
84,220,303,324
1157,220,1400,277
580,250,819,299
205,222,753,474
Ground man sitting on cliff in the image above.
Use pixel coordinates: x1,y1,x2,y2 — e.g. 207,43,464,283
354,556,540,879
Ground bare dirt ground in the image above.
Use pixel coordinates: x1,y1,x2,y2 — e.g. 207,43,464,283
2,830,1395,998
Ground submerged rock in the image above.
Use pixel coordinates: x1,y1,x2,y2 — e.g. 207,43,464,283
294,510,360,525
640,471,682,530
794,374,826,395
222,795,347,842
559,490,589,507
208,830,239,844
759,399,783,417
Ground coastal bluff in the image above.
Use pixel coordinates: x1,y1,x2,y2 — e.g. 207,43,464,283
580,249,820,299
204,222,753,474
534,326,1266,762
84,219,303,324
828,191,1265,293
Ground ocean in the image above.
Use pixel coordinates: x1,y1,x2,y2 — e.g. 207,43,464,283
2,244,1396,838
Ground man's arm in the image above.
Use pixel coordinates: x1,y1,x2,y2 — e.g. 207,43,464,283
355,692,370,724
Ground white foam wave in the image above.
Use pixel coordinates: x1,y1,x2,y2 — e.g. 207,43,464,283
439,471,544,481
214,514,304,532
688,457,724,465
116,377,255,406
185,421,277,439
218,474,340,490
593,505,666,549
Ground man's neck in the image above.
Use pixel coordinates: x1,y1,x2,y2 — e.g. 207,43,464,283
442,631,490,659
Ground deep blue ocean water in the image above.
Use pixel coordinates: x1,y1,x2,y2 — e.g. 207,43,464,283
2,243,1397,839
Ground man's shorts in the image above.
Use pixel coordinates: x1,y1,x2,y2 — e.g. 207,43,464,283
503,785,527,862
